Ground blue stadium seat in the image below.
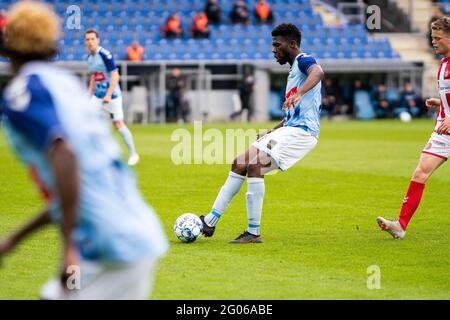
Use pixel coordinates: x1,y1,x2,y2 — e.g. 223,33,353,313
386,89,401,104
33,0,402,62
354,90,376,119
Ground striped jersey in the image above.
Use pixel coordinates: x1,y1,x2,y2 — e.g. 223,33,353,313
436,56,450,133
284,52,322,137
87,46,121,99
1,61,168,263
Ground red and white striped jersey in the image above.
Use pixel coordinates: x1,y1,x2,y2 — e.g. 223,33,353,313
436,56,450,132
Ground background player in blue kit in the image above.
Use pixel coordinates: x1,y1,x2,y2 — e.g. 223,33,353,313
85,29,140,166
0,2,167,299
200,24,324,243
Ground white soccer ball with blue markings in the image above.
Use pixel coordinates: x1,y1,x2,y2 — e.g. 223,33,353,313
174,213,203,243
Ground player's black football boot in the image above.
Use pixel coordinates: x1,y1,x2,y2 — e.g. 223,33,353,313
228,231,262,244
199,215,215,237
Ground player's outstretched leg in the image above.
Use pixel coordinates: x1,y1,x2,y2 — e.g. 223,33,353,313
377,153,444,239
376,180,425,240
229,150,277,244
201,170,245,237
114,121,139,166
200,171,246,237
201,147,259,237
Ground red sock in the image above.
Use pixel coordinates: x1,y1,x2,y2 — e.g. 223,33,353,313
398,181,425,230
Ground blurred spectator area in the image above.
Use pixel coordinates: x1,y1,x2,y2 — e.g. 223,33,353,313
0,0,427,123
269,74,428,121
0,0,400,61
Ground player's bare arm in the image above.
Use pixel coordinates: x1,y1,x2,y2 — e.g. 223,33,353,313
272,118,285,131
257,119,285,140
427,98,445,133
88,74,95,97
283,65,324,109
103,70,119,104
0,209,51,263
425,98,440,109
437,117,450,134
48,139,80,283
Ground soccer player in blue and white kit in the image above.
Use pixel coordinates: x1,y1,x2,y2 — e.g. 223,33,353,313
200,24,324,243
0,2,168,299
85,29,140,166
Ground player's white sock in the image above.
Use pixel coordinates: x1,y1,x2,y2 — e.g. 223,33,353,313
118,126,137,156
205,171,246,227
246,177,265,236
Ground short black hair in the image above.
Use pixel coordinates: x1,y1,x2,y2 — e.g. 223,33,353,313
271,23,301,46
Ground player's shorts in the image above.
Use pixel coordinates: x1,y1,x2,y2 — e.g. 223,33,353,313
422,132,450,161
40,259,157,300
252,126,318,171
90,96,124,122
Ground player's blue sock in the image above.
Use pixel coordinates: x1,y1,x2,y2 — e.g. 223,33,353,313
118,126,137,156
246,177,265,236
205,171,245,227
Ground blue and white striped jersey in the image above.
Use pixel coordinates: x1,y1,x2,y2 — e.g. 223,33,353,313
2,61,168,263
284,53,322,137
87,46,121,99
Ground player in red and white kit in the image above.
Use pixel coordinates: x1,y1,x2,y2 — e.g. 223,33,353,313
377,16,450,239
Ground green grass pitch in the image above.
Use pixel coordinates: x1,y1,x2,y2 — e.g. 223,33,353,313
0,120,449,299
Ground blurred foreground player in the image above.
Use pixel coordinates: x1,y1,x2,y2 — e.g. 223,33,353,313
200,24,324,243
85,29,140,166
0,2,168,299
377,16,450,239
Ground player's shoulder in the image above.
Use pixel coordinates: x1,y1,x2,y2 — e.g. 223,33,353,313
439,57,450,67
4,74,32,112
299,52,314,58
297,52,317,62
4,72,53,112
4,63,74,110
98,46,114,59
294,53,319,75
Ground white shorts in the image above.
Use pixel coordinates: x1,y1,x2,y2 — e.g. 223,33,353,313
252,126,318,171
422,132,450,161
40,259,157,300
90,96,124,122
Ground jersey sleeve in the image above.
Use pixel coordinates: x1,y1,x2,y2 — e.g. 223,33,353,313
99,48,118,72
4,75,66,151
297,55,318,76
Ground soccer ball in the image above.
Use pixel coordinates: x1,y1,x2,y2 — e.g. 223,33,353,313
173,213,203,243
399,111,412,122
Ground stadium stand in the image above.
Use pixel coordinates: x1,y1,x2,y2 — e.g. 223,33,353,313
0,0,400,61
0,1,430,123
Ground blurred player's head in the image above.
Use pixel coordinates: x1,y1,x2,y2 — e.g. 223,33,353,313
84,29,100,54
431,17,450,56
271,23,301,65
0,1,60,65
171,67,181,77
